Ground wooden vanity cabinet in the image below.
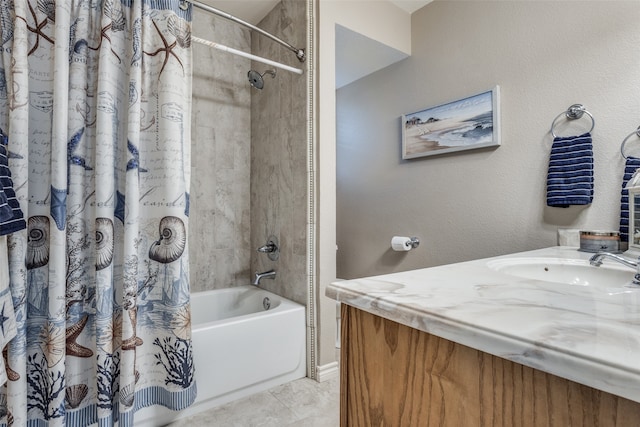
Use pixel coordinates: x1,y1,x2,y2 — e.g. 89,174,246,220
340,304,640,426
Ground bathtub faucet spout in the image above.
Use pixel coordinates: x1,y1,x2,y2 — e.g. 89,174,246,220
253,270,276,286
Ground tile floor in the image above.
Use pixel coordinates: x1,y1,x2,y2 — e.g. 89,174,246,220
165,375,340,427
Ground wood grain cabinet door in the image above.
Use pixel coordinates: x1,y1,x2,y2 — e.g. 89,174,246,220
340,305,640,427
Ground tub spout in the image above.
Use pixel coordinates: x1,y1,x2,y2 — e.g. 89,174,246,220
253,270,276,286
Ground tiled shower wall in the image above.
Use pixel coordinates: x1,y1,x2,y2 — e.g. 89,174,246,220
250,0,308,305
189,12,252,293
189,1,308,301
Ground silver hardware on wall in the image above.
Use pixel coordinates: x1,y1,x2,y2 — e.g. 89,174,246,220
620,125,640,159
257,235,279,261
183,0,306,63
248,69,276,90
182,0,305,75
550,104,595,138
391,236,420,252
253,270,276,286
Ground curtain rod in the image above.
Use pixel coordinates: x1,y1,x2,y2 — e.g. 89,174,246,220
183,0,306,63
192,36,303,75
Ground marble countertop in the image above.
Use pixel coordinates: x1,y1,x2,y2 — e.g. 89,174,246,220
327,246,640,403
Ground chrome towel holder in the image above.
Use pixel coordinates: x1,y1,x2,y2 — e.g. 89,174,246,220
550,104,595,138
620,125,640,159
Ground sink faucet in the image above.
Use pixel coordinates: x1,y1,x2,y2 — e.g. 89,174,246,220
252,270,276,286
589,252,640,285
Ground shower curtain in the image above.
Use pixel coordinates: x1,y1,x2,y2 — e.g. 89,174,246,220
0,0,195,425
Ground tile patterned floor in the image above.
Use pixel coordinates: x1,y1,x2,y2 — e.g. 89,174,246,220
165,376,340,427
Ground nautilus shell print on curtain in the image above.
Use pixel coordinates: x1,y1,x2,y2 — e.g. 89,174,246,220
95,218,114,270
148,216,186,263
27,216,50,270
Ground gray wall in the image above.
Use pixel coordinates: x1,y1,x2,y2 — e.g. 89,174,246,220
337,1,640,279
189,11,252,292
250,0,309,305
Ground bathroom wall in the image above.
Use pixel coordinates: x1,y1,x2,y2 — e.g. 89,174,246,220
336,1,640,279
189,12,252,292
317,0,414,372
250,0,309,305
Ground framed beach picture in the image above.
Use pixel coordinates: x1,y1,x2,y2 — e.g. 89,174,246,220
401,86,500,159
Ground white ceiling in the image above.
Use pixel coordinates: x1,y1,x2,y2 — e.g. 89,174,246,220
335,24,409,88
202,0,431,25
334,1,432,87
198,1,279,25
201,0,432,87
388,0,431,14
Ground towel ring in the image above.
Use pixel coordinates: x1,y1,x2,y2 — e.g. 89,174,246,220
550,104,595,138
620,125,640,159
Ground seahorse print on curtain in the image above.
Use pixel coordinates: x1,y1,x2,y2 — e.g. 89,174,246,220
0,0,195,425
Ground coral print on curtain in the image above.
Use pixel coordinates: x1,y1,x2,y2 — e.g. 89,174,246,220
0,0,195,425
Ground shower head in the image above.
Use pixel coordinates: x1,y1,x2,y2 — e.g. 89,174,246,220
248,69,276,90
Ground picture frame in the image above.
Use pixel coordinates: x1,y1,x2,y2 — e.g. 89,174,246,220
401,86,500,159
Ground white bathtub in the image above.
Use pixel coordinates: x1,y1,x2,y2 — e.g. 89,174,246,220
135,285,307,426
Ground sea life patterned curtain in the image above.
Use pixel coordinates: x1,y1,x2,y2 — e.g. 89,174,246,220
0,0,195,425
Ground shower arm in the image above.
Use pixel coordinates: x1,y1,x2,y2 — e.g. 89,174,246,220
185,0,306,63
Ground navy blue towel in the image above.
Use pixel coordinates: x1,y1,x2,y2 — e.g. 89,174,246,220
0,141,26,236
546,132,594,208
0,184,10,221
619,156,640,243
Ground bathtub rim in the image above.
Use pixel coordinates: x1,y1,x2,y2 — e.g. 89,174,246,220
190,285,306,330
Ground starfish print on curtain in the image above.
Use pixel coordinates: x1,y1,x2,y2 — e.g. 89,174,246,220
0,1,196,426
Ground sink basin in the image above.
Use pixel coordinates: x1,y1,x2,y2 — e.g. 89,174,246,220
486,257,635,287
